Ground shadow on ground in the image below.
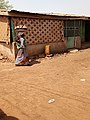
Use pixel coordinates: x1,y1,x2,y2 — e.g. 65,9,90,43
30,60,41,66
0,109,19,120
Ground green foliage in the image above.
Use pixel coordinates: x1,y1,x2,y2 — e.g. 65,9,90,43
0,0,13,10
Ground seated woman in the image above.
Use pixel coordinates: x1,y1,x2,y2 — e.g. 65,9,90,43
15,32,30,66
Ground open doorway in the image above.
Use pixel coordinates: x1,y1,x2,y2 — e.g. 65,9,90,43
85,21,90,42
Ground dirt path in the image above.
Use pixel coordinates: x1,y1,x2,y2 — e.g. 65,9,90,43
0,48,90,120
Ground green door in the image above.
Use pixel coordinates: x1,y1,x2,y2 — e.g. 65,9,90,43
11,19,16,42
67,37,75,49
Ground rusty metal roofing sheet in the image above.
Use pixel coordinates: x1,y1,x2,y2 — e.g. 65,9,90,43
0,10,90,20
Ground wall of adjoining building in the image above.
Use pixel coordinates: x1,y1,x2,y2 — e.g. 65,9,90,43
0,16,15,60
0,42,15,60
0,16,10,42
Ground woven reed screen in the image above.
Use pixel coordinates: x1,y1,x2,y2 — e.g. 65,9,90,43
0,16,9,42
13,17,64,45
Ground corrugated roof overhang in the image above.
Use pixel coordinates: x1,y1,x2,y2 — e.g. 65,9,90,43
0,10,90,20
8,10,90,20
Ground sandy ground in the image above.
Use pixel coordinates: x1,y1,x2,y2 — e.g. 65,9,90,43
0,48,90,120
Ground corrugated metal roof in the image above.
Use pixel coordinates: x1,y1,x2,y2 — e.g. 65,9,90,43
10,10,90,17
49,13,85,17
0,9,90,20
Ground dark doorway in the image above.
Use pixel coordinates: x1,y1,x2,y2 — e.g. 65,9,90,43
85,21,90,42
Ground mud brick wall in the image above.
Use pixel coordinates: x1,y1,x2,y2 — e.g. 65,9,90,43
12,17,64,45
0,16,10,42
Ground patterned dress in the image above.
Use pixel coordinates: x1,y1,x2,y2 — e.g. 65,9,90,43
15,37,29,66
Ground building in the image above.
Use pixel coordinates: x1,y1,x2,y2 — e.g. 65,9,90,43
0,9,90,60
